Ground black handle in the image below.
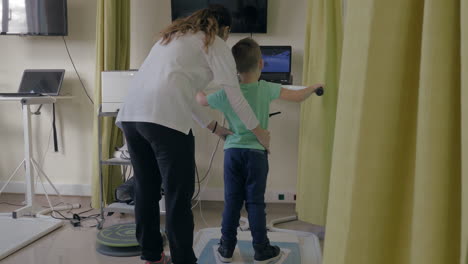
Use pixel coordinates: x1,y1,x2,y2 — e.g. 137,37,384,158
269,111,282,117
315,87,324,96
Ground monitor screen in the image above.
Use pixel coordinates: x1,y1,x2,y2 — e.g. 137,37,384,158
261,46,291,73
19,70,65,95
0,0,68,36
171,0,268,33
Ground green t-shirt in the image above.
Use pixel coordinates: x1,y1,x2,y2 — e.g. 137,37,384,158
207,80,281,150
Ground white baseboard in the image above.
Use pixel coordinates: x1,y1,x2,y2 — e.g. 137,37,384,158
0,182,295,203
198,187,296,204
0,181,91,197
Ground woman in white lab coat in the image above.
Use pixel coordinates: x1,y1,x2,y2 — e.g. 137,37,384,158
116,5,270,264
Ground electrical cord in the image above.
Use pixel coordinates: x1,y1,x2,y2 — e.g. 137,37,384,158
50,210,99,227
199,135,222,183
50,210,71,220
62,36,94,105
192,118,225,204
75,203,97,215
41,202,65,208
32,104,44,115
191,118,225,226
0,201,65,207
49,202,100,227
199,192,210,227
192,164,201,201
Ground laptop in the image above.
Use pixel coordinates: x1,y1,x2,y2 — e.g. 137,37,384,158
259,46,292,85
0,69,65,97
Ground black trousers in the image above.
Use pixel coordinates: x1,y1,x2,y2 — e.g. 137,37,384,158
121,122,197,264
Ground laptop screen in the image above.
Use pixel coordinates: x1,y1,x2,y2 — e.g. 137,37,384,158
260,46,292,74
18,70,65,95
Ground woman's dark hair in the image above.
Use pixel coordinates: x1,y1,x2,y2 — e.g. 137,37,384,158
160,4,232,51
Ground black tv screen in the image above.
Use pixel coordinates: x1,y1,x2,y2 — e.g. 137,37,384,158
171,0,268,33
0,0,68,36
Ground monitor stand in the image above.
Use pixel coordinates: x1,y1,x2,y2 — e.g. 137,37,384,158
259,74,293,85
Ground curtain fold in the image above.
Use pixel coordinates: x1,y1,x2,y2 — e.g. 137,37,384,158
91,0,130,208
408,1,461,262
461,1,468,263
319,0,467,263
296,0,342,226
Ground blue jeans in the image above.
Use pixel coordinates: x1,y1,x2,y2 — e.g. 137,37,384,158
221,148,269,246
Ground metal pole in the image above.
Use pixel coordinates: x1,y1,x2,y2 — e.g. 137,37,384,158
1,0,9,32
23,103,35,213
98,107,105,229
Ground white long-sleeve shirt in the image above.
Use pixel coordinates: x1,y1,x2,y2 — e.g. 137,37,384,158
115,32,259,134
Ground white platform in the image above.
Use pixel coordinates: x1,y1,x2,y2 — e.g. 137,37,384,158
101,71,136,112
104,202,135,214
193,228,322,264
0,217,63,261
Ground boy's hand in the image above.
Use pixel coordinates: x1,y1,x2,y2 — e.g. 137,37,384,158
311,83,325,94
252,125,271,153
279,83,325,102
207,121,233,140
196,91,209,106
214,124,233,140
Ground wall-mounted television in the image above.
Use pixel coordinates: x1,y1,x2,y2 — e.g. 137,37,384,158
171,0,268,34
0,0,68,36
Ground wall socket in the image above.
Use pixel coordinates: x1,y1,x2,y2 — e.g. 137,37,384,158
271,191,296,203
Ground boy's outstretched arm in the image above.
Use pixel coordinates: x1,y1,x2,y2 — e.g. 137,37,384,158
196,91,209,106
279,83,324,102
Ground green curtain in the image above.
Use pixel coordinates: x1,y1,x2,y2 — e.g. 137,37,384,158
91,0,130,208
320,0,467,263
296,0,342,225
463,0,468,262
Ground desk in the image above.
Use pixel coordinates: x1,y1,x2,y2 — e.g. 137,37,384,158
0,96,79,218
0,95,73,102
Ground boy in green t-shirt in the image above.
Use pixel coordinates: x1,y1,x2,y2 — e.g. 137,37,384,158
196,38,323,264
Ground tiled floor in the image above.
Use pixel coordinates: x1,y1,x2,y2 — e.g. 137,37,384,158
0,194,324,264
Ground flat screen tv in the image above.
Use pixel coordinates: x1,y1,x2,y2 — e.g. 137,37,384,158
260,46,292,73
0,0,68,36
171,0,268,33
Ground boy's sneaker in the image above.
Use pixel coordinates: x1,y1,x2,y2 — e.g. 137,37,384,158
253,242,282,264
217,238,236,263
145,252,171,264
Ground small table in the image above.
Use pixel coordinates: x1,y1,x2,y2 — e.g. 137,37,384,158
0,96,79,218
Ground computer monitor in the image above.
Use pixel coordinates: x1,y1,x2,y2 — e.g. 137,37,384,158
260,46,291,74
18,69,65,95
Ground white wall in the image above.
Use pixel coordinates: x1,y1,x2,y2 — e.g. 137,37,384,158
0,0,96,195
0,0,308,200
131,0,308,200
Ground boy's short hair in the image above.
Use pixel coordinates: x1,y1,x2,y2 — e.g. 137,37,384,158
231,38,262,73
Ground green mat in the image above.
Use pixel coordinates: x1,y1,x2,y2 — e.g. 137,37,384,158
96,223,139,247
96,244,141,257
96,223,167,257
